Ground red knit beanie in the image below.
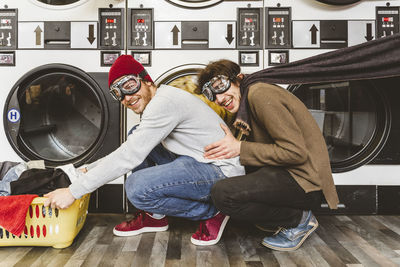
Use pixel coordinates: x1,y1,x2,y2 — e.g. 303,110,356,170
108,55,153,87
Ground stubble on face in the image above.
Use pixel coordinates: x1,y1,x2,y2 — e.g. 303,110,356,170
122,82,153,114
215,83,241,114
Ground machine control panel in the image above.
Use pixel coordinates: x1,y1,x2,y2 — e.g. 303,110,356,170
129,9,153,49
181,21,209,49
320,20,348,49
376,6,399,38
266,7,291,48
237,8,263,49
99,8,124,50
44,21,70,49
0,9,17,50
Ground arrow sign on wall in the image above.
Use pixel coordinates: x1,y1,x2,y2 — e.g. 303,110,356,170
225,24,234,44
310,24,318,44
34,25,42,46
87,24,96,44
171,25,180,45
365,23,373,41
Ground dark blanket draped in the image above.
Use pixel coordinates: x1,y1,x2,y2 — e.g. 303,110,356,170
235,33,400,134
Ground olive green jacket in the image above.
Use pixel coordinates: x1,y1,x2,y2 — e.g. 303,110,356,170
240,83,339,209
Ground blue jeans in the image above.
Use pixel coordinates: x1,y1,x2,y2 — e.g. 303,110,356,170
125,126,226,221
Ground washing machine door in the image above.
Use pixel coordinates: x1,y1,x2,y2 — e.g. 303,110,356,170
31,0,89,7
315,0,361,5
155,64,235,124
288,80,391,173
4,64,109,167
165,0,223,9
155,64,204,86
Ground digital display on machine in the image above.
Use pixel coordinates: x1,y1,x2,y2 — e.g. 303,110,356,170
1,19,11,24
137,18,145,23
383,17,392,22
106,18,116,23
273,18,283,23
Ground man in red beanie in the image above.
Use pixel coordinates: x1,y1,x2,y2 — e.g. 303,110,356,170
44,55,245,246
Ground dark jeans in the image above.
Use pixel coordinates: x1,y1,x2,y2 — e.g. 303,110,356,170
211,165,321,229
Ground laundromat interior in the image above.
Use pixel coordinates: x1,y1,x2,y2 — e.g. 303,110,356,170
0,0,400,266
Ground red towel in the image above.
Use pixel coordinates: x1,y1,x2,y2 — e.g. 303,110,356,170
0,194,38,236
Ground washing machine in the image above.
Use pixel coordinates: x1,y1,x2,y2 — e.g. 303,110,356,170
264,0,400,214
0,0,126,212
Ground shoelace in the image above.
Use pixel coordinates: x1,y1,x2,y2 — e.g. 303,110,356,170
272,227,284,236
196,221,210,239
280,228,289,235
279,227,310,241
127,210,146,225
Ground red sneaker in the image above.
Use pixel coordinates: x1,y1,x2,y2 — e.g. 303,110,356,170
191,213,229,246
113,211,169,237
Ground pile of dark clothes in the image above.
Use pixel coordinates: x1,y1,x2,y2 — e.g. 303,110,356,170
0,161,71,196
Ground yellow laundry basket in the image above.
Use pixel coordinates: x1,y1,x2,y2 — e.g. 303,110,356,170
0,194,90,249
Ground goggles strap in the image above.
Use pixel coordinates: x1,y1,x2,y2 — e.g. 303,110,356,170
138,69,148,80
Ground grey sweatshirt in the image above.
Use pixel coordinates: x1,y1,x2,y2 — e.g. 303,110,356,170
69,85,245,199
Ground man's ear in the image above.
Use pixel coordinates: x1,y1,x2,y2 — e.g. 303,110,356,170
143,80,153,86
237,73,244,80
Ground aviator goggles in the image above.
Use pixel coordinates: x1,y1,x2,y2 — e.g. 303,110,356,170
109,75,142,101
201,75,231,102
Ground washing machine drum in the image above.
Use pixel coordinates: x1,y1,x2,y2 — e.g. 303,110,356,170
289,80,391,173
316,0,361,5
166,0,223,8
34,0,84,6
4,64,109,167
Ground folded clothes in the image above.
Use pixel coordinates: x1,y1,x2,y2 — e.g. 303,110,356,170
0,194,38,236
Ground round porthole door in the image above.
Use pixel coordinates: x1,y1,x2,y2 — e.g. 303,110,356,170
155,64,234,124
165,0,223,9
4,64,109,167
315,0,361,5
30,0,89,9
288,80,391,172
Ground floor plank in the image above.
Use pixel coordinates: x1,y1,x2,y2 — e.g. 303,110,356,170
149,231,169,267
130,232,156,267
1,214,400,266
64,226,107,265
13,247,47,267
180,231,197,267
338,225,398,267
98,236,127,267
315,224,359,265
0,247,32,267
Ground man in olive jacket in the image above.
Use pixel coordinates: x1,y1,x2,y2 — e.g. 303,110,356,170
198,59,339,251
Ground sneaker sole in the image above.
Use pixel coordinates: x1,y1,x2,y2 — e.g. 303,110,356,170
261,220,319,251
190,216,230,246
113,225,169,237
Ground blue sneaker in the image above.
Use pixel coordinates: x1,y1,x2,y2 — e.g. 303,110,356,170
261,211,318,251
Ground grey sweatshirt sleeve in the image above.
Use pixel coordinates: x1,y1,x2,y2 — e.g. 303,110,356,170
69,95,181,199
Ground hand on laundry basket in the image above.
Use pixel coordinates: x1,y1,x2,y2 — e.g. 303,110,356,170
44,188,76,209
204,124,241,160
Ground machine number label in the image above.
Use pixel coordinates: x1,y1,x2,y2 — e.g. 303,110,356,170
7,108,20,123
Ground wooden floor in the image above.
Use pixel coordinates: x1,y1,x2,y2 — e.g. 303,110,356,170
1,214,400,267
